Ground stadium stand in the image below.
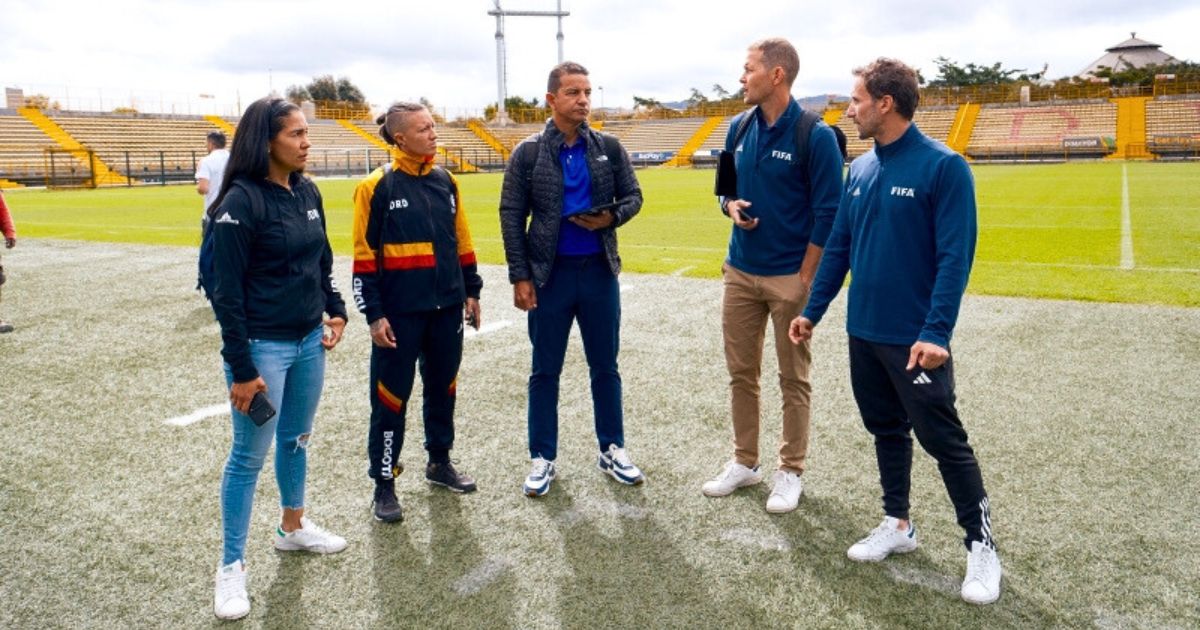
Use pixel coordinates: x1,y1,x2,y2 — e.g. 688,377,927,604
601,118,707,165
6,81,1198,188
915,107,958,145
965,101,1117,160
434,125,506,170
1146,96,1200,158
695,117,733,153
485,122,548,151
49,112,218,183
303,119,380,177
0,111,94,186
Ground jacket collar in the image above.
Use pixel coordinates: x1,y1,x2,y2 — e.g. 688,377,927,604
543,118,592,149
390,148,435,176
875,123,920,163
754,98,800,132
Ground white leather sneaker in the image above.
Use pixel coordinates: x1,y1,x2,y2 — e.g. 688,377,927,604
702,460,763,497
765,470,803,513
273,517,348,554
847,516,919,562
961,541,1002,605
213,560,249,620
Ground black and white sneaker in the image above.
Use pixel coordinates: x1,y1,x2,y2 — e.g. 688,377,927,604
373,481,404,523
426,461,477,493
598,444,645,485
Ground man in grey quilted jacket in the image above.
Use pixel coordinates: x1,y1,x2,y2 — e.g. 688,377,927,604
499,61,645,498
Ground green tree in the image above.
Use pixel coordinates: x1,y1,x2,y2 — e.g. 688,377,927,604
712,84,730,99
484,95,542,120
286,75,366,103
632,95,663,110
928,57,1037,86
285,85,310,105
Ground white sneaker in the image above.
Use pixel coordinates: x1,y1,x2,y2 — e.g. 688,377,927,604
961,541,1002,605
273,517,348,554
523,457,556,497
701,460,763,497
213,560,249,620
765,470,803,513
847,516,919,562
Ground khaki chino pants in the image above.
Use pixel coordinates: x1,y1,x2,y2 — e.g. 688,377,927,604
721,264,813,474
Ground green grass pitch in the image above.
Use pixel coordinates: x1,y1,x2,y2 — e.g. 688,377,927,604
6,161,1198,306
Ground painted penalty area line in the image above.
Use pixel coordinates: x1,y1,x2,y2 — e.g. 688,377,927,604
465,319,512,339
164,404,228,427
1120,164,1135,270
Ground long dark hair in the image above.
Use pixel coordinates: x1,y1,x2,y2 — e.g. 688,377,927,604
209,97,300,215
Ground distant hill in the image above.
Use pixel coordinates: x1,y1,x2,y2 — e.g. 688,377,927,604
661,94,847,113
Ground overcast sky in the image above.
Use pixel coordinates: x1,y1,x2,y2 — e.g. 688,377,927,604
2,0,1197,117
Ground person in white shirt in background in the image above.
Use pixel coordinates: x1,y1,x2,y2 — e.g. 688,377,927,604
196,130,230,217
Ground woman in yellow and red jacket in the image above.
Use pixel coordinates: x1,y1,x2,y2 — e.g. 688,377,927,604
351,102,483,523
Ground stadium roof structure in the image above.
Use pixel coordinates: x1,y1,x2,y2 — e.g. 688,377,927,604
1078,32,1178,77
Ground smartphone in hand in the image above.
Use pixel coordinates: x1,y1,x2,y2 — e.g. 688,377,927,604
248,391,276,426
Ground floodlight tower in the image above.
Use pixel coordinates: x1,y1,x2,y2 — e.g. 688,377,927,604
488,0,569,125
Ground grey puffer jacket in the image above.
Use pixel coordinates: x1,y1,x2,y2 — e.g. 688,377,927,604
499,120,643,286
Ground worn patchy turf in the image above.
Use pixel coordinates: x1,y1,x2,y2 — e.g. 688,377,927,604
0,240,1197,629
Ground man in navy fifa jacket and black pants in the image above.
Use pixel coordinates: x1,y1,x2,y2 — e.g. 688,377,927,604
701,38,843,515
790,58,1002,605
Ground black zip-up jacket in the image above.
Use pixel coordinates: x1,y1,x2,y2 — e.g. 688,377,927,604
499,120,643,286
351,152,483,324
211,174,347,382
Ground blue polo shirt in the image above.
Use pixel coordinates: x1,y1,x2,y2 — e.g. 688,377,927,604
724,99,843,276
557,139,602,256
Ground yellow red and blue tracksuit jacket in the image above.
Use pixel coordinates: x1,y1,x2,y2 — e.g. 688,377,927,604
352,150,482,323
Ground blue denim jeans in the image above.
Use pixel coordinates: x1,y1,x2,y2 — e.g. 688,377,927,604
220,325,325,565
527,254,624,461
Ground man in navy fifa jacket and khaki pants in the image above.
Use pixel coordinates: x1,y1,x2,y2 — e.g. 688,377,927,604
790,58,1002,605
702,38,843,514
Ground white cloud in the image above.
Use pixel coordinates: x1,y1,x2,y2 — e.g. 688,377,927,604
0,0,1196,116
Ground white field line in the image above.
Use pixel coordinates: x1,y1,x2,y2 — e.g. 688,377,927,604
464,319,512,339
718,528,792,552
1120,164,1135,270
671,265,696,276
164,403,228,427
975,260,1198,274
452,557,511,596
21,220,195,233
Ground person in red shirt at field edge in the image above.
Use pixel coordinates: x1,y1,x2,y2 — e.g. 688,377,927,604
0,189,17,333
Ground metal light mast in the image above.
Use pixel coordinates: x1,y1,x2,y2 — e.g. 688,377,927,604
488,1,570,125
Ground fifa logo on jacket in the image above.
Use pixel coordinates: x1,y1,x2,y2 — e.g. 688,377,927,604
890,186,916,198
771,150,793,162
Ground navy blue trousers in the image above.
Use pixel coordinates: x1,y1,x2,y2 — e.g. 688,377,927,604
527,254,624,461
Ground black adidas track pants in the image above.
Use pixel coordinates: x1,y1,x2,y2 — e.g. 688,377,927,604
848,336,994,550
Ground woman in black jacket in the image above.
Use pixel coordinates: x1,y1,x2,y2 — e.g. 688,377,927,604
207,97,348,620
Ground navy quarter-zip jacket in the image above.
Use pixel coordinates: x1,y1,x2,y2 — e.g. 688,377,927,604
803,124,977,348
